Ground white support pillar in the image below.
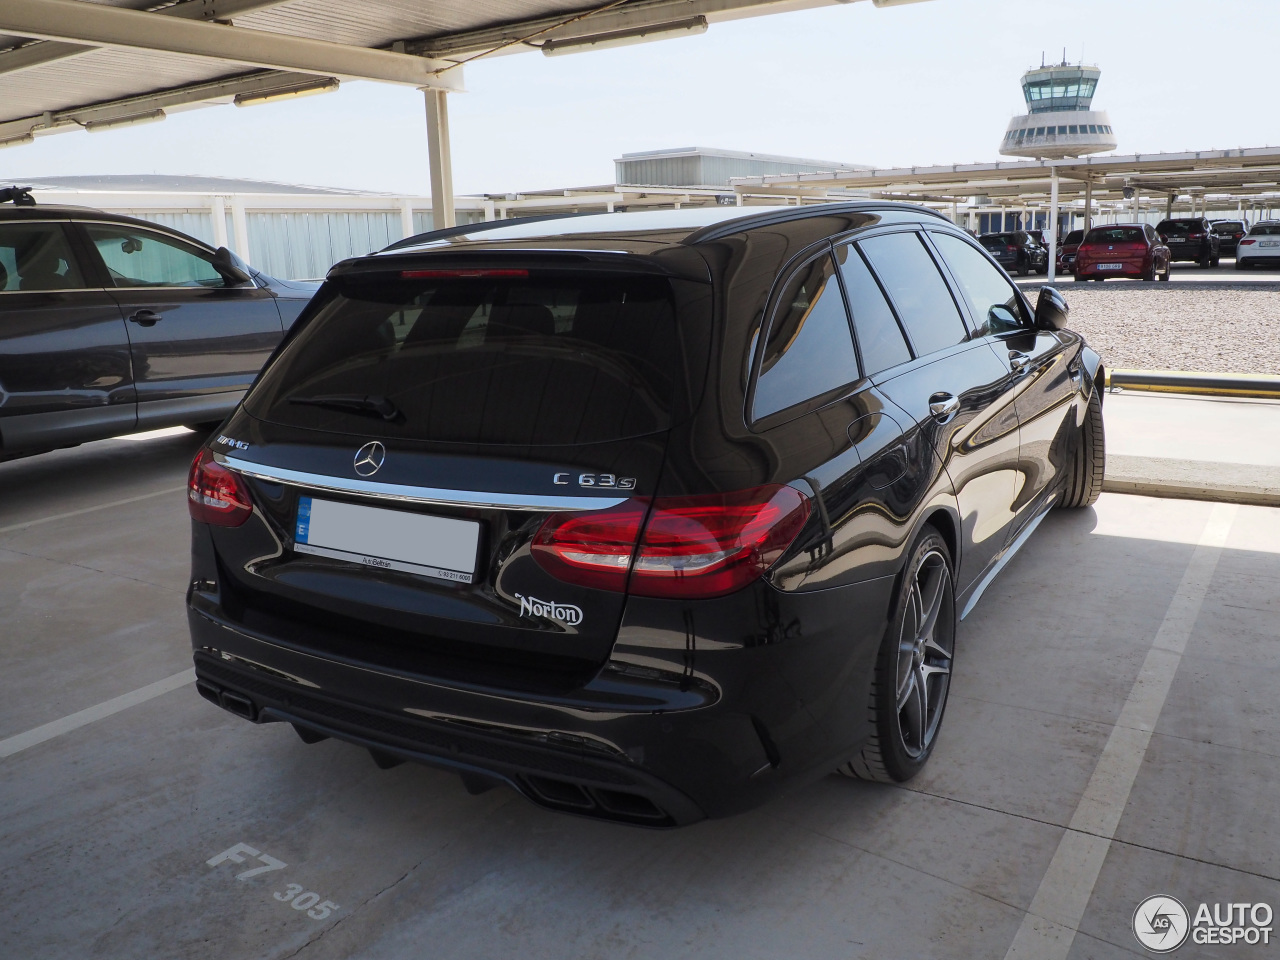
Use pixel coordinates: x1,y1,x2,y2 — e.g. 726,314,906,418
483,199,495,222
398,199,415,240
229,196,250,262
424,88,455,230
1047,168,1059,284
210,195,228,250
1131,187,1140,223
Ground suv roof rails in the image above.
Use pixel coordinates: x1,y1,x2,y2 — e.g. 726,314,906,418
0,186,36,206
381,212,590,252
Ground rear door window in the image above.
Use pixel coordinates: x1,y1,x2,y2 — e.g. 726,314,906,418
0,223,86,291
930,233,1028,336
83,224,229,288
752,251,860,420
858,232,969,357
833,242,911,376
248,271,692,445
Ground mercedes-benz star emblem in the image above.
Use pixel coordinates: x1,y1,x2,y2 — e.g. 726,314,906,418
353,441,385,477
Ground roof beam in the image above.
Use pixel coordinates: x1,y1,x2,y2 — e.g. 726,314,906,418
0,0,295,78
0,0,463,88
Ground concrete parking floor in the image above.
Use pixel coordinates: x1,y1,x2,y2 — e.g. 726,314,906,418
2,427,1278,959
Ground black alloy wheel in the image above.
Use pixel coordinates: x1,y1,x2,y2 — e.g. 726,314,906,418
839,530,955,783
1017,257,1030,277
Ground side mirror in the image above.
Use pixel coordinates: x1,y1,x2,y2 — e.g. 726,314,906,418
212,246,253,285
1035,286,1069,331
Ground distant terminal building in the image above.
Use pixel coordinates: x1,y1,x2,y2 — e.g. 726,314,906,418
1000,61,1117,159
615,146,870,188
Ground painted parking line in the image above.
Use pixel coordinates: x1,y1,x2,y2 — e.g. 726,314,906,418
1003,502,1238,960
0,669,195,759
0,485,186,537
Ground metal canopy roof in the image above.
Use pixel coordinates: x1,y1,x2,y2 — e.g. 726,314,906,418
730,147,1280,204
0,0,862,146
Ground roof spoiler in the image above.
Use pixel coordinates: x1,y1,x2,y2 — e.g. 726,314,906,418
380,212,593,252
0,186,35,206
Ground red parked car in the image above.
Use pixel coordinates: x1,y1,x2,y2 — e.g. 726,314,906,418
1074,224,1171,281
1057,229,1084,274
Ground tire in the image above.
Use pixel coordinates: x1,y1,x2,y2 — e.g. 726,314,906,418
1016,258,1030,277
1160,262,1172,281
1059,386,1105,508
1142,262,1156,281
1236,259,1247,270
837,530,956,783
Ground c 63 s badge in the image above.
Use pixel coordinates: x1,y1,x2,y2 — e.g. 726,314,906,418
515,593,584,626
553,472,635,490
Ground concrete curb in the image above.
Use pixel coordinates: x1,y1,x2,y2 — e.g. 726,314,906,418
1103,455,1280,508
1105,368,1280,400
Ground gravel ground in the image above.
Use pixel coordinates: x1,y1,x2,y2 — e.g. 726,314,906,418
1023,285,1280,375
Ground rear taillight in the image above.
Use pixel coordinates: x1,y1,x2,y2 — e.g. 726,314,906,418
400,269,528,279
1006,245,1018,252
188,449,252,527
533,484,811,599
1240,238,1256,246
1189,233,1203,239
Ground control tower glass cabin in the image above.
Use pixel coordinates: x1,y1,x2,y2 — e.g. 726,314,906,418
1000,63,1117,159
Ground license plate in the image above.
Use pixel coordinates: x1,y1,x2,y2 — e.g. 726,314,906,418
1168,238,1185,243
1097,263,1123,270
294,496,479,583
1261,241,1279,248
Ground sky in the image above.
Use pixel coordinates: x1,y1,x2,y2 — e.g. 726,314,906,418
1,0,1277,196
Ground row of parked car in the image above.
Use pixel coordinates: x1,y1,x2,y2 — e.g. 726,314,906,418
981,217,1280,283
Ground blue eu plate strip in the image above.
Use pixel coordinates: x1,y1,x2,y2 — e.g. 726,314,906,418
295,496,312,544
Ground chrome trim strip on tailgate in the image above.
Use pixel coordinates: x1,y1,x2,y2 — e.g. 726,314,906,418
217,455,628,512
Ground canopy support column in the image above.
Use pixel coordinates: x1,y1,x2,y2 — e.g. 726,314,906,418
424,88,455,230
210,195,228,249
230,196,250,261
1047,169,1059,283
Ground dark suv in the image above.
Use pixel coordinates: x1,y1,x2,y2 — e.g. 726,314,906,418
977,230,1048,275
0,190,317,459
187,203,1105,825
1211,219,1249,256
1156,217,1221,266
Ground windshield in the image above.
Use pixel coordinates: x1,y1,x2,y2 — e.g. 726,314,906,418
1064,231,1084,245
247,272,695,445
1248,224,1280,236
1213,222,1245,233
1158,221,1203,236
1084,227,1145,244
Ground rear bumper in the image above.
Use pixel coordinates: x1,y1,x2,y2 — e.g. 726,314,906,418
187,571,895,825
1075,261,1146,278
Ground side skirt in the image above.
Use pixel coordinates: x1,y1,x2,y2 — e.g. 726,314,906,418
958,503,1054,620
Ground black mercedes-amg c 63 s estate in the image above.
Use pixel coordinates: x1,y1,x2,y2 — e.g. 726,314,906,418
187,203,1105,826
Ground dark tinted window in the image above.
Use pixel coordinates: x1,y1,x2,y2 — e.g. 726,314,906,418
1212,221,1245,233
1064,230,1084,244
859,232,968,357
1157,220,1205,236
1084,227,1145,244
1249,223,1280,236
930,233,1027,336
0,223,85,292
248,273,688,445
753,252,859,419
834,243,911,375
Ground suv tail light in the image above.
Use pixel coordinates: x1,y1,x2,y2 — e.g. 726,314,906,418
188,449,252,526
1188,233,1203,239
533,484,811,599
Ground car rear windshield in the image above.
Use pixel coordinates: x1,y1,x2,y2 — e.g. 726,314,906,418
1085,227,1145,244
1064,231,1084,244
1249,224,1280,236
981,234,1016,247
246,272,691,445
1213,222,1245,232
1158,221,1203,235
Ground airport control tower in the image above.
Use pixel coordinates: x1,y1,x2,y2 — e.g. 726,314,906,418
999,60,1117,159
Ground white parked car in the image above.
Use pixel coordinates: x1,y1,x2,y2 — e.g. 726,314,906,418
1236,221,1280,269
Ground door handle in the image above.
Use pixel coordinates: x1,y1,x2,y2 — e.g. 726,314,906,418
928,394,960,421
1008,350,1031,372
128,309,162,327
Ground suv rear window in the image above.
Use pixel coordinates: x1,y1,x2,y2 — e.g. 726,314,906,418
1213,221,1245,233
246,272,691,445
1063,231,1084,245
1157,220,1203,235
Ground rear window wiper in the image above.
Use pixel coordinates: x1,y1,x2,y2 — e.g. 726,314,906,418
286,393,404,423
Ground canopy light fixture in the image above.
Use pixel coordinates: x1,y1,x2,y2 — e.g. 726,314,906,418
0,134,35,149
85,109,165,132
235,78,340,107
542,16,707,56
